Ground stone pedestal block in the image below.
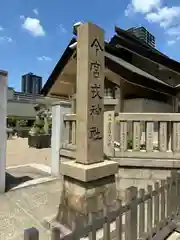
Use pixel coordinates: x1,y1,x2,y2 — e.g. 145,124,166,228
56,175,117,229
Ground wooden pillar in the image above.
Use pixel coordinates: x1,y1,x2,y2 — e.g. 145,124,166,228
115,86,123,113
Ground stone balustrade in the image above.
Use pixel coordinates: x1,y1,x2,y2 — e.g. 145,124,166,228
114,113,179,152
62,111,180,168
62,113,76,150
108,112,180,168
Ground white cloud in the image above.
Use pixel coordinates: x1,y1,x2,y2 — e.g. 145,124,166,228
20,15,25,20
33,8,39,16
37,56,52,61
58,24,67,34
6,37,12,43
125,0,161,16
22,17,46,37
125,4,134,17
146,6,180,28
167,40,176,45
0,36,12,43
166,26,180,36
0,26,4,31
165,26,180,44
124,1,180,45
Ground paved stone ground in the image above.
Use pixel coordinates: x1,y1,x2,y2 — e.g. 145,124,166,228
1,138,60,239
0,178,62,240
6,138,51,167
4,138,180,239
6,165,50,191
5,138,52,191
168,232,180,240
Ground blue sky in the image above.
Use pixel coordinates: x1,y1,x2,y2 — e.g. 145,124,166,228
1,0,180,90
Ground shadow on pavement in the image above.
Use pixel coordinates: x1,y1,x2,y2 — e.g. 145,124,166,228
5,172,33,192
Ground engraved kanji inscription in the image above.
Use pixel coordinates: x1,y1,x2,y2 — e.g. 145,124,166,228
90,84,102,99
89,104,102,118
90,61,101,78
91,38,103,56
89,127,102,140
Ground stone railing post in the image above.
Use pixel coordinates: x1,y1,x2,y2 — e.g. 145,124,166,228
115,86,123,113
0,70,7,193
51,101,71,176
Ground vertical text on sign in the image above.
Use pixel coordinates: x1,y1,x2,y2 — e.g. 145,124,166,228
108,113,112,146
88,37,104,141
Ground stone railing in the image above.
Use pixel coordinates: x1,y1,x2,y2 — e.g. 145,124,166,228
62,113,76,150
104,111,180,167
61,110,116,155
61,107,117,155
61,111,180,167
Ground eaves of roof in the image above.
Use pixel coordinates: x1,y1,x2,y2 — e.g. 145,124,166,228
41,38,177,97
115,26,168,58
40,38,76,96
112,27,180,74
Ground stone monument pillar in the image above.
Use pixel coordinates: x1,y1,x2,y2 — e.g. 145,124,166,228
57,23,118,228
0,70,7,193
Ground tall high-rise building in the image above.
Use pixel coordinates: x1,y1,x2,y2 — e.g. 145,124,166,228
127,26,155,48
21,73,42,95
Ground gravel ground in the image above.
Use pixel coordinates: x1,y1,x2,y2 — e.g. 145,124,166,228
6,138,51,167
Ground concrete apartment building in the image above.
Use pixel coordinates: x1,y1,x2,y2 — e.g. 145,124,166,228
21,72,42,95
127,26,155,48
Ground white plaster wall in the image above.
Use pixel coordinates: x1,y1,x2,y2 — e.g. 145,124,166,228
123,98,173,113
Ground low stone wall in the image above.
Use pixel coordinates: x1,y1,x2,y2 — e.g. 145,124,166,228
116,167,172,201
59,151,173,201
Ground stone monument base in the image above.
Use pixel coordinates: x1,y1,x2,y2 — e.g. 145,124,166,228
60,160,118,182
56,174,117,229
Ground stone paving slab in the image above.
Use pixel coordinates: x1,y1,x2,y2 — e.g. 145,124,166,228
0,178,62,240
6,166,50,191
7,166,50,179
6,138,51,167
7,180,62,223
167,231,180,240
0,194,51,240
